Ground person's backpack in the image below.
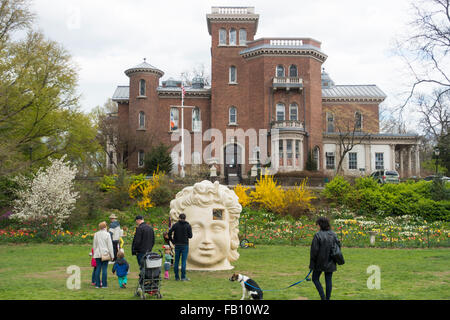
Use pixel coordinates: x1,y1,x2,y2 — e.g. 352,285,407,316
330,238,345,265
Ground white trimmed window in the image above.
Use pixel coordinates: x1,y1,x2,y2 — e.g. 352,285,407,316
192,107,201,132
229,66,237,83
276,103,285,121
170,107,179,131
375,153,384,170
219,28,227,45
138,150,145,168
139,79,146,96
229,28,237,45
139,111,145,129
326,152,335,170
276,65,285,78
327,112,335,132
229,106,237,125
348,152,357,170
290,103,298,121
289,65,298,77
355,111,363,131
239,29,247,45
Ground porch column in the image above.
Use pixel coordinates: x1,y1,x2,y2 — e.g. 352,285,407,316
365,144,371,173
415,145,421,177
399,148,404,177
390,144,396,171
300,139,304,171
407,146,412,177
292,139,297,169
283,139,287,168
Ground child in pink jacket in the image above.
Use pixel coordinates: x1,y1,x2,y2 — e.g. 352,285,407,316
89,248,97,286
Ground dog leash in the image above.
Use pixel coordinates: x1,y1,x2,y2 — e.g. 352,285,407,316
244,269,313,292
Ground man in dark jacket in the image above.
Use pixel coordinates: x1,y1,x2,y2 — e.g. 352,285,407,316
168,213,192,281
132,215,155,265
309,216,341,300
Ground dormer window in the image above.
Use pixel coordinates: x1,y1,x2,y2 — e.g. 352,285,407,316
139,79,146,96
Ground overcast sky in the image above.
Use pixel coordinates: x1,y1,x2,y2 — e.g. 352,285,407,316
31,0,417,127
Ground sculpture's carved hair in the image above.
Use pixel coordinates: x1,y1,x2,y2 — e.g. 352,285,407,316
170,180,242,262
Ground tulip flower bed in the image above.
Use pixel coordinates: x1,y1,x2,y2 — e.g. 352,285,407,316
1,207,449,248
238,209,450,248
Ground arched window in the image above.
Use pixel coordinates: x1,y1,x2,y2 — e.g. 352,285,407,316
355,111,363,131
314,146,320,170
139,111,145,129
289,103,298,121
229,106,237,124
219,28,227,45
327,112,335,132
192,107,201,132
192,151,201,165
139,79,146,96
239,29,247,45
138,150,145,168
276,103,285,121
229,28,237,45
289,65,298,77
229,66,237,83
276,65,285,78
170,107,179,131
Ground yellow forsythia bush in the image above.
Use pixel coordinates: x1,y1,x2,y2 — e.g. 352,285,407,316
234,173,316,217
129,169,165,210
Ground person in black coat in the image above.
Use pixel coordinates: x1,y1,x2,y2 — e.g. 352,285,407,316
168,213,192,281
131,215,155,265
309,216,341,300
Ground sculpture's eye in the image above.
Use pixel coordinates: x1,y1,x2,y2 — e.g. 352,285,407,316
212,223,225,232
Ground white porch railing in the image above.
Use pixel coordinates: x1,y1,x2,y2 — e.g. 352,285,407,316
270,39,303,46
273,77,303,85
272,120,305,130
211,7,255,14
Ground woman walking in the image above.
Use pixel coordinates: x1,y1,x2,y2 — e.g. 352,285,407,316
309,216,341,300
93,221,114,288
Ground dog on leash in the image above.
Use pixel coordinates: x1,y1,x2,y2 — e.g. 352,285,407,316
229,273,263,300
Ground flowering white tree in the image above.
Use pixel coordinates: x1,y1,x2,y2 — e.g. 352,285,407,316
13,155,79,232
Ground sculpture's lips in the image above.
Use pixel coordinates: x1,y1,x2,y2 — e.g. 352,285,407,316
199,247,215,254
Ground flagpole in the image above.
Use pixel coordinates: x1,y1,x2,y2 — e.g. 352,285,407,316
180,84,185,178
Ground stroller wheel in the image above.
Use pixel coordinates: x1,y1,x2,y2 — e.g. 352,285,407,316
157,293,163,299
135,287,142,298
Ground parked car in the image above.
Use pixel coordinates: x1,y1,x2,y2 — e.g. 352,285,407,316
423,175,450,182
370,170,400,184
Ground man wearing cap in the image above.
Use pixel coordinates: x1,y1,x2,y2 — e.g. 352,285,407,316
108,214,122,262
131,215,155,265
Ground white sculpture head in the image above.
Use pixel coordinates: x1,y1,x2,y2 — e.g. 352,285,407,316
169,180,242,270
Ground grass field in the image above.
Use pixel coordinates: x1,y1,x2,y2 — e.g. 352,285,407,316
0,243,449,300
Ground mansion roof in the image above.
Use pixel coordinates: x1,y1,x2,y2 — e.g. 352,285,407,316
112,84,386,103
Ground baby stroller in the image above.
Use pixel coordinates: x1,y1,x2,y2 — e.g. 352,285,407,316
135,251,163,299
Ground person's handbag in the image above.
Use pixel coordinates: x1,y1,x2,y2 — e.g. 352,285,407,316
330,239,345,265
101,254,110,261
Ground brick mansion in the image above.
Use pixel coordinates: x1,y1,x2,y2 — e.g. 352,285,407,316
111,6,420,182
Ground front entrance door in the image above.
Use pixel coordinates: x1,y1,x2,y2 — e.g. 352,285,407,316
224,143,241,184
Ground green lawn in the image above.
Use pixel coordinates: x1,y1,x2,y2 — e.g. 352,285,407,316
0,243,449,300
